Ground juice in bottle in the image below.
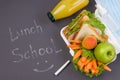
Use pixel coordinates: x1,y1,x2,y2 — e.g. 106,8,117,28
47,0,89,22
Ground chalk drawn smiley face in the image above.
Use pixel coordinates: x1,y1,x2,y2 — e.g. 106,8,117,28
33,38,62,72
33,60,54,72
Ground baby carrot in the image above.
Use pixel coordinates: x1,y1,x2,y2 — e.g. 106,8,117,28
81,56,87,63
86,61,92,70
95,68,99,74
73,50,82,60
98,61,111,72
77,59,83,69
77,59,85,69
70,40,81,44
77,59,82,67
103,64,111,72
91,68,96,75
92,60,97,70
84,59,91,65
67,44,80,50
80,63,85,69
84,66,89,73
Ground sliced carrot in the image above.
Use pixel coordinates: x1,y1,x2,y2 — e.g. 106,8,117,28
70,40,81,44
103,64,111,72
67,44,80,50
98,61,111,72
92,60,97,70
72,42,80,45
84,59,91,65
91,60,99,74
81,56,87,63
86,61,92,70
95,68,99,74
91,68,96,75
80,63,85,69
77,59,82,67
77,59,83,68
77,59,85,69
73,50,82,60
84,66,89,73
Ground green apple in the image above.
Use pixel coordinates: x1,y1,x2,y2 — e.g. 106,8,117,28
94,42,116,64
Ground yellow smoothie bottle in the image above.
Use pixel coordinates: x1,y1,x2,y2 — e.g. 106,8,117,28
47,0,89,22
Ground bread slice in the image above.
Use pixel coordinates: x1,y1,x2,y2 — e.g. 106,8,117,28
74,23,107,42
63,15,90,39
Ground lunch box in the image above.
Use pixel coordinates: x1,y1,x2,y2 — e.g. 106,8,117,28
60,0,120,63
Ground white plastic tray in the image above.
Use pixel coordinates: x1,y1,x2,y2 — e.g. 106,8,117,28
60,25,117,64
60,26,74,56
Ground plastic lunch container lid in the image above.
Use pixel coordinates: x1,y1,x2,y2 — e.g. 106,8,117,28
60,0,120,64
95,0,120,54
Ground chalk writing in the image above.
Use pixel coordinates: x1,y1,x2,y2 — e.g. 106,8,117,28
9,20,43,42
12,48,24,63
50,38,62,53
10,19,63,73
12,38,62,63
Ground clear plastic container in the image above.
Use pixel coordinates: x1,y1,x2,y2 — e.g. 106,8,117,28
95,0,120,54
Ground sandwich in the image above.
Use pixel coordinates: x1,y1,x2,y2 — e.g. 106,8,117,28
63,10,108,42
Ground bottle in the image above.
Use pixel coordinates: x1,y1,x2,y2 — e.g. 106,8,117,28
47,0,89,22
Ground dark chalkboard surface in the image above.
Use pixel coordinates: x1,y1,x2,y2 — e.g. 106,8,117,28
0,0,120,80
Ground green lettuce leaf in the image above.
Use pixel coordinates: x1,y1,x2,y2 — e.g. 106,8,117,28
81,48,95,60
68,24,81,36
84,10,106,35
68,17,80,29
95,65,105,76
67,10,106,37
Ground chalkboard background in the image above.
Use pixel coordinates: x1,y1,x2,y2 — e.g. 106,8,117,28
0,0,120,80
